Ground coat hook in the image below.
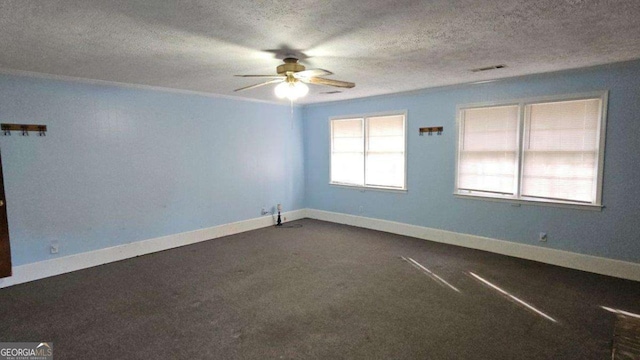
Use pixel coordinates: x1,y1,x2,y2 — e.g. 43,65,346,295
2,123,47,136
419,126,443,137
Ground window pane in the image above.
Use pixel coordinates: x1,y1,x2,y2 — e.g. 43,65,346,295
331,153,364,185
331,118,364,185
366,153,405,188
522,99,601,203
365,115,405,188
458,105,519,194
458,151,518,193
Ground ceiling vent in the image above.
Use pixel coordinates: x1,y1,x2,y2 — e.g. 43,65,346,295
321,91,342,94
470,64,507,72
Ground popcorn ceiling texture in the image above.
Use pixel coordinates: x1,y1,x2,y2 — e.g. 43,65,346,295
0,0,639,103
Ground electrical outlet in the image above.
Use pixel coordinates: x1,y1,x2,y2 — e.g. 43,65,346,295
539,232,548,242
50,240,59,254
358,205,364,213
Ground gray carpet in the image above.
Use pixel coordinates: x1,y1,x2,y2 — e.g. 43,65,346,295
1,219,639,359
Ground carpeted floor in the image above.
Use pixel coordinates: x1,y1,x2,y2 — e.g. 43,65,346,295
1,219,639,359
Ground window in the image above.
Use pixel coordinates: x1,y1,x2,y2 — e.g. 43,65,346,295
331,113,406,190
456,92,607,207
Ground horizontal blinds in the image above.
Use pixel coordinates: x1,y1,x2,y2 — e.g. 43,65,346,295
458,105,519,194
521,99,601,203
331,118,364,185
365,115,405,188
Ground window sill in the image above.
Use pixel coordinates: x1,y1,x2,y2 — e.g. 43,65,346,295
330,182,408,194
454,192,603,211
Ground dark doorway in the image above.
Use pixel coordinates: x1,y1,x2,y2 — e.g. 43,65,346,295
0,150,11,278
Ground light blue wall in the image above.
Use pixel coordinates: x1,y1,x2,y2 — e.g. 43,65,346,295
303,60,640,263
3,60,640,268
0,74,304,266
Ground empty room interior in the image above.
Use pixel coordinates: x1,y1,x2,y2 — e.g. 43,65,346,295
1,1,640,359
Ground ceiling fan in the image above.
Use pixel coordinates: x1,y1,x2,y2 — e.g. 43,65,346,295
234,57,355,100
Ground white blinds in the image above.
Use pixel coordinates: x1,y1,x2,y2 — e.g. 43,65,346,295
331,114,406,189
521,99,601,203
458,105,519,194
331,118,364,185
365,115,405,188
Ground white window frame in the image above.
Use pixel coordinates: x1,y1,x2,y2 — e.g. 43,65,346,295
329,111,408,192
455,91,608,210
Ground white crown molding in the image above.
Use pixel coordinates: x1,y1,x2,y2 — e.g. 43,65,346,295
0,209,307,289
0,67,303,108
306,209,640,282
301,59,640,108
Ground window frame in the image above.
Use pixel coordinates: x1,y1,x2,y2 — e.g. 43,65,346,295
454,91,608,210
329,110,408,192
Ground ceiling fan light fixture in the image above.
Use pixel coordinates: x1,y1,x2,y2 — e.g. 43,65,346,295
274,80,309,100
234,57,354,97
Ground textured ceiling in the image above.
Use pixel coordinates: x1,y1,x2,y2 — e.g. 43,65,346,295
1,0,639,104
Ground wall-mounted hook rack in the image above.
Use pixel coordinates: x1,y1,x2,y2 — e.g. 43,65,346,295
1,124,47,136
419,126,443,136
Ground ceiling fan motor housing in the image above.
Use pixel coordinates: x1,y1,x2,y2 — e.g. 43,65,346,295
277,57,305,75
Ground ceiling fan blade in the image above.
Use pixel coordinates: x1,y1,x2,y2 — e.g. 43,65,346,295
234,75,285,79
305,77,355,88
234,79,284,92
293,69,333,78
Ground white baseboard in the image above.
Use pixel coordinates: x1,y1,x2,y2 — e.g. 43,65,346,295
306,209,640,282
2,208,638,289
0,209,307,289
